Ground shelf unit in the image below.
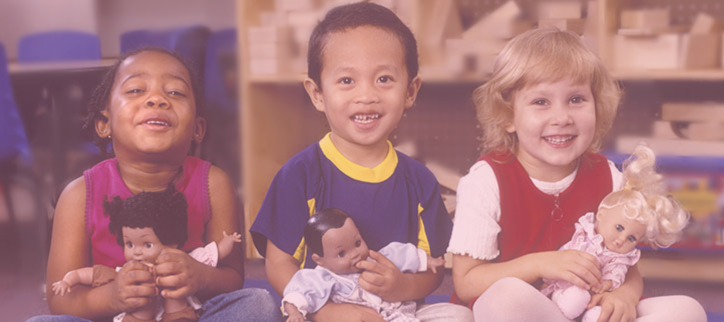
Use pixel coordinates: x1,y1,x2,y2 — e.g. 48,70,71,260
236,0,724,281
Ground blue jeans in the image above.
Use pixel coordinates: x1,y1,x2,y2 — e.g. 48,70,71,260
25,288,283,322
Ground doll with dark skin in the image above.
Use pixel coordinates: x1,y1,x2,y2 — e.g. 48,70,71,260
283,209,445,322
52,184,241,322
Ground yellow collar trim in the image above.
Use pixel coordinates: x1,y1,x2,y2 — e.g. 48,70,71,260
319,133,398,183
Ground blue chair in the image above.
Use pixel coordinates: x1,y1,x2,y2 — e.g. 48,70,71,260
201,28,240,185
120,25,211,78
0,41,47,277
17,30,100,62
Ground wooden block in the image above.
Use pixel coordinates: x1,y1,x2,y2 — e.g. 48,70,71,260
681,33,721,69
259,11,288,26
616,136,724,157
661,102,724,122
652,121,679,139
690,12,720,34
539,18,586,35
248,42,292,59
424,0,463,47
620,8,669,31
538,0,581,20
287,11,321,26
463,0,521,40
275,0,320,12
247,26,292,44
425,161,462,192
614,34,681,70
249,58,289,75
681,122,724,141
445,38,502,75
393,140,418,158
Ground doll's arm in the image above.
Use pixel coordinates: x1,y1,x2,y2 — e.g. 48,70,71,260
284,302,306,322
52,267,94,296
426,254,445,274
591,279,614,294
217,231,242,261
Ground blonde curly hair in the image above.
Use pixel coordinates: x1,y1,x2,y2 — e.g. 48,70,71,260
474,27,622,155
598,145,690,249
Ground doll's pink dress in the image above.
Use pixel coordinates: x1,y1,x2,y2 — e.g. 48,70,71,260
541,212,640,320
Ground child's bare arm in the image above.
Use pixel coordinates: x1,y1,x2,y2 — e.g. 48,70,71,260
217,231,242,261
284,302,305,322
591,279,614,294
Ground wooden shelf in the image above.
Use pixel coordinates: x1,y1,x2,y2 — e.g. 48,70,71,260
638,252,724,283
612,69,724,81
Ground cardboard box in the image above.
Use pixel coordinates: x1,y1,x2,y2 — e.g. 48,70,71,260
681,33,722,69
539,18,586,35
538,0,581,20
691,12,721,34
620,8,670,32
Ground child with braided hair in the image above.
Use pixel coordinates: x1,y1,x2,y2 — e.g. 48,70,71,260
52,184,241,322
540,144,690,321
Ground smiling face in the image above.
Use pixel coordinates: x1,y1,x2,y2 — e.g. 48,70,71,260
507,79,596,181
304,25,420,158
122,226,168,263
312,218,370,275
96,50,205,161
596,205,647,254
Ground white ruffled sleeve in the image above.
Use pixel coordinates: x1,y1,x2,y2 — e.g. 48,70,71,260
447,160,502,260
188,242,220,267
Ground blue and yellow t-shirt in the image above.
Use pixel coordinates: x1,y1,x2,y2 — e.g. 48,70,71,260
250,133,452,268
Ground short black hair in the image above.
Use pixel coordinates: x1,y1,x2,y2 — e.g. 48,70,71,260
82,47,205,158
105,183,188,248
304,208,351,257
307,2,419,89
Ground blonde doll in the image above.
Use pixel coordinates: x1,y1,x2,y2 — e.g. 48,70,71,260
541,144,689,321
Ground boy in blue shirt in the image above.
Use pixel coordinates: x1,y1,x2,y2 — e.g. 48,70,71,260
250,2,472,321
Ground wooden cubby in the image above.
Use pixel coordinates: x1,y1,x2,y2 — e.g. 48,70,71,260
236,0,724,281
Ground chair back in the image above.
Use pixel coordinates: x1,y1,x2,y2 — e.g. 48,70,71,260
0,42,31,165
204,28,238,113
17,30,101,62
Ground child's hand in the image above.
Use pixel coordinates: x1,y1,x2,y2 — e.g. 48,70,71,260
51,281,71,296
154,247,209,299
111,260,158,312
356,250,406,302
588,289,637,322
426,254,445,274
538,250,602,291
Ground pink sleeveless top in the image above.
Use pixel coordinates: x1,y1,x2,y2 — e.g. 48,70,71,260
84,156,212,267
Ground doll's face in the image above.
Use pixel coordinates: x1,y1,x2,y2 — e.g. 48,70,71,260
313,218,370,274
122,226,167,264
596,204,647,254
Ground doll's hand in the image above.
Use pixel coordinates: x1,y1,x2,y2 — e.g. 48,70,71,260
111,260,158,312
222,231,242,243
51,281,72,296
538,250,602,291
426,254,445,274
154,247,209,299
311,302,385,322
357,250,407,302
588,289,637,322
591,279,614,294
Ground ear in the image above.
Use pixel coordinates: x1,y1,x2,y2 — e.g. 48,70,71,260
311,253,324,267
303,77,325,112
505,121,516,133
95,110,111,138
404,76,422,109
193,116,207,144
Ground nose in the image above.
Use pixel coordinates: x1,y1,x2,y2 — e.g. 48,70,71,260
551,104,573,126
354,81,380,104
145,91,169,109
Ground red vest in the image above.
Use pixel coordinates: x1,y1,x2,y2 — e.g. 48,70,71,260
451,152,612,306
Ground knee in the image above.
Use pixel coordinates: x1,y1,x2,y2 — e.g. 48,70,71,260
668,296,707,322
473,277,536,318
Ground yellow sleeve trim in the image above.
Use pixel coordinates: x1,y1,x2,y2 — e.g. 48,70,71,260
292,199,316,268
416,203,431,255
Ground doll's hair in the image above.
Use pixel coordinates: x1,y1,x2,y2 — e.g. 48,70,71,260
473,27,622,155
307,1,418,90
598,145,690,249
304,208,352,257
105,183,189,248
82,47,206,158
